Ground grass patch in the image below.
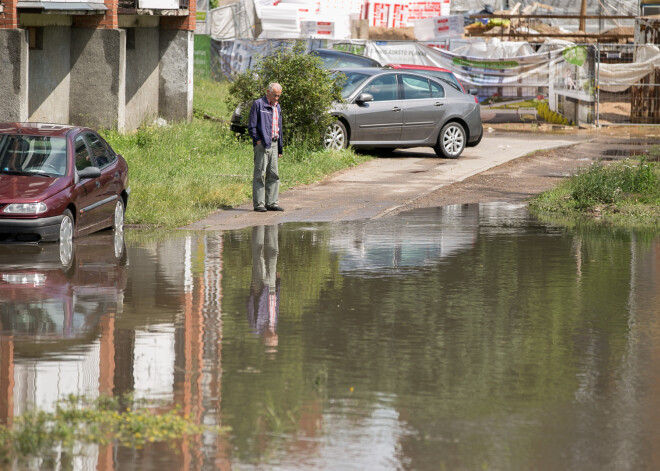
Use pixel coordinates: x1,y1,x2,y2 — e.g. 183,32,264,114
102,78,371,228
0,394,226,466
529,158,660,227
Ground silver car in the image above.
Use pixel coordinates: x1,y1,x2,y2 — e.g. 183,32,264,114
324,68,483,158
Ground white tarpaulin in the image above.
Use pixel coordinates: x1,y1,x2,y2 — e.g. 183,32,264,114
210,0,257,39
365,40,563,89
597,45,660,92
449,38,536,59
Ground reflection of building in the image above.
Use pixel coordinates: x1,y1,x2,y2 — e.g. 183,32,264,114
0,232,231,470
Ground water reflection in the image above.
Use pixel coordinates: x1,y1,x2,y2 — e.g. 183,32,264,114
248,225,280,357
0,206,659,470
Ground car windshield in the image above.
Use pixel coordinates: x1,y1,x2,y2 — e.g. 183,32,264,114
336,71,372,98
0,135,67,177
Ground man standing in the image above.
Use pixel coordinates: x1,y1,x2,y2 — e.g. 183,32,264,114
248,83,284,212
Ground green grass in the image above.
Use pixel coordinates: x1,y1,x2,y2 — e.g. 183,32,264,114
529,158,660,227
0,394,226,465
102,78,370,228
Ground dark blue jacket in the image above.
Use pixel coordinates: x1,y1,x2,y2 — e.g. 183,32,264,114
248,96,283,155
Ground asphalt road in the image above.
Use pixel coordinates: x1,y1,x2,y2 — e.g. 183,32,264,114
184,129,592,232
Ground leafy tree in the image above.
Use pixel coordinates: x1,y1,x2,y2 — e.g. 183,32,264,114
226,41,344,149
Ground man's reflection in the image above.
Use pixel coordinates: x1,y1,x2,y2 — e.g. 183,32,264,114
247,225,280,357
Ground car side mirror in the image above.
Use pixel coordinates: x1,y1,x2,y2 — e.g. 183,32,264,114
356,93,374,103
78,166,101,179
469,88,479,96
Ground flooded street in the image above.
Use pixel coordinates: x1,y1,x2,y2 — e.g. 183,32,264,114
1,203,660,470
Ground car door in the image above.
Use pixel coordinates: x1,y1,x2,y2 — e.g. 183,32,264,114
73,133,117,233
351,73,402,143
400,74,447,143
83,132,120,229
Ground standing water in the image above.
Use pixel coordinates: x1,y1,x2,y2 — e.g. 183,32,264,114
1,203,659,470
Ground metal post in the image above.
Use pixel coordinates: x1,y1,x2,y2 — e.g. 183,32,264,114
596,42,600,127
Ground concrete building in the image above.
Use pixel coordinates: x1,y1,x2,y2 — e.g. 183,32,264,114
0,0,196,131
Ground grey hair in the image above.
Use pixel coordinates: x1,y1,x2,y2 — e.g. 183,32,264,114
268,83,282,92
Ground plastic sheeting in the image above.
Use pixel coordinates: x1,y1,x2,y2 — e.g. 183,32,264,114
598,45,660,92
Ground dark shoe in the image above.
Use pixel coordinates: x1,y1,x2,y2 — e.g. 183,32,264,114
266,205,284,211
254,206,267,212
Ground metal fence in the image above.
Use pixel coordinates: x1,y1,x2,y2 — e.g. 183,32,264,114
204,39,659,126
596,43,660,125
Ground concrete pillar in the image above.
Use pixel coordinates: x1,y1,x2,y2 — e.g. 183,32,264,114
159,29,194,124
124,26,159,131
0,29,28,122
29,26,71,123
69,28,126,131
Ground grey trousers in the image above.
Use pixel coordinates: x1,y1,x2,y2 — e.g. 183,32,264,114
252,141,279,208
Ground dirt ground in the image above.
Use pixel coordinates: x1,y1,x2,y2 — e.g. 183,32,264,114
389,125,660,216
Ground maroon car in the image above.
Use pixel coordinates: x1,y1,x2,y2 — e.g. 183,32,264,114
0,123,129,243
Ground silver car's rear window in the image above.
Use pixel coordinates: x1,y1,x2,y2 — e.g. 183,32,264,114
0,135,68,177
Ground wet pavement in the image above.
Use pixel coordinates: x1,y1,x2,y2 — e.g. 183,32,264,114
1,204,660,470
184,131,591,232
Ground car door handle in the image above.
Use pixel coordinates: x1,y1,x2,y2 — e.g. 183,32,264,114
434,102,444,106
392,107,402,112
95,181,101,188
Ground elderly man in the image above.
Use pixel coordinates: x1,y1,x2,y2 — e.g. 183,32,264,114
248,83,284,212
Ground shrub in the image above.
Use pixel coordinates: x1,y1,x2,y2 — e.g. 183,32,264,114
226,41,344,149
569,159,660,207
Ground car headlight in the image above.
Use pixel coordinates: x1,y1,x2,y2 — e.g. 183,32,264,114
2,202,48,215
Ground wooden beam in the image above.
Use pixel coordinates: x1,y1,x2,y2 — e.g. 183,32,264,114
469,14,637,20
579,0,587,31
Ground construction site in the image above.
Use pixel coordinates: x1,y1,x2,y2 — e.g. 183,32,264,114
199,0,660,125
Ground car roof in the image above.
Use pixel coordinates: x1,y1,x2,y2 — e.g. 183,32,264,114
334,67,453,80
312,49,382,67
0,122,84,138
386,63,453,73
333,67,391,75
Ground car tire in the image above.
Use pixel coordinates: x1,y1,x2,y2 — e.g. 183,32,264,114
324,120,348,150
59,209,74,244
113,198,125,233
435,122,466,159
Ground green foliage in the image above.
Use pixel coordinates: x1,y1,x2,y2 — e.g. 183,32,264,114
226,40,344,148
530,158,660,227
537,101,572,126
0,394,226,465
568,159,659,206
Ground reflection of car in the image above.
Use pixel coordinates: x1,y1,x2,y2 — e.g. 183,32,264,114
324,68,483,158
384,63,477,99
0,230,127,352
0,123,129,243
229,49,381,134
311,48,382,68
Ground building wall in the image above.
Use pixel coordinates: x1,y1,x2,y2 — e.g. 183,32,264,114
0,0,196,130
125,26,160,130
0,29,28,122
29,26,72,123
159,29,194,124
69,28,126,130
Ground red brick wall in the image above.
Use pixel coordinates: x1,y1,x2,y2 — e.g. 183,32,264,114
0,0,19,29
161,1,197,31
73,0,118,28
1,0,195,31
